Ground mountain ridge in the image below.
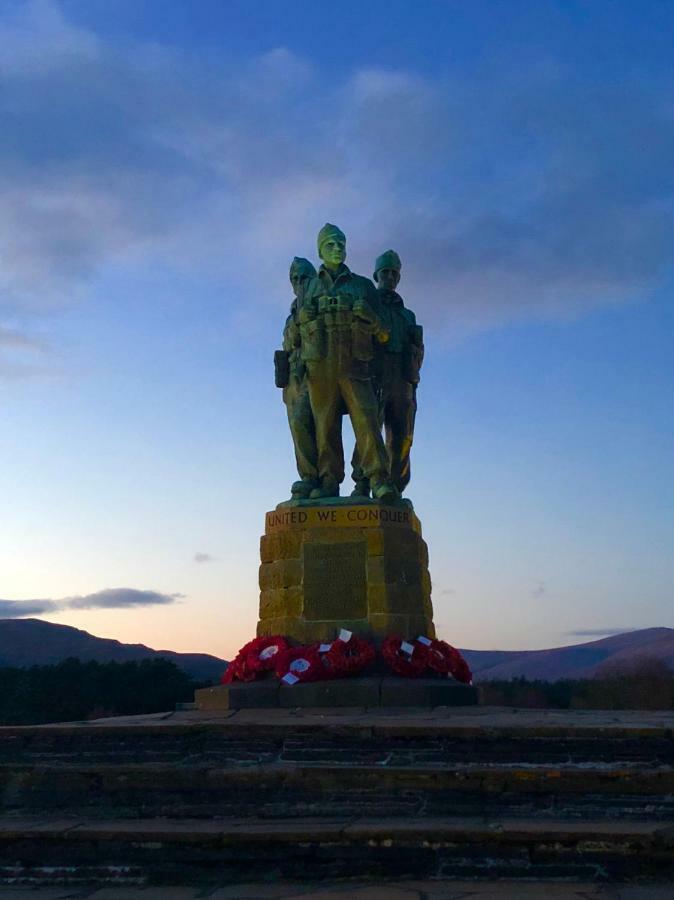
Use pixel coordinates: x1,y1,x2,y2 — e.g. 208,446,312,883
462,627,674,681
1,620,672,683
0,619,227,681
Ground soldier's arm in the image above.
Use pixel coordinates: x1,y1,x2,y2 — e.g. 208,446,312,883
283,313,301,351
412,316,424,370
354,280,390,342
402,307,424,371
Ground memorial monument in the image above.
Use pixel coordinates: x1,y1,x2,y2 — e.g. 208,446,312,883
196,223,475,708
260,224,435,644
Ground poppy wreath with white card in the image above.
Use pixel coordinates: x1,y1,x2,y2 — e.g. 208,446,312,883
425,638,472,683
381,635,429,678
245,635,290,675
323,634,376,677
275,645,323,684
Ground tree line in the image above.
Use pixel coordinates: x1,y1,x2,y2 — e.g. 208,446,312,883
0,655,670,725
0,657,210,725
479,658,674,710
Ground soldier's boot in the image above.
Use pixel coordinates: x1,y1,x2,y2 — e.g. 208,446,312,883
371,479,400,505
291,478,317,499
309,475,340,500
351,478,370,499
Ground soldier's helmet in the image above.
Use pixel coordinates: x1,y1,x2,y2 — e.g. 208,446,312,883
373,249,402,282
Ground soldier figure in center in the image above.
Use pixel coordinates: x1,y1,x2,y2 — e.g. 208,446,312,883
299,224,398,503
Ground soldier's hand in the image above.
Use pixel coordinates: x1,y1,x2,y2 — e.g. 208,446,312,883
353,300,372,322
298,306,315,323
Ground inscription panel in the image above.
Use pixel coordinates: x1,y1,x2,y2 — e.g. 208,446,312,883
265,505,419,534
303,541,367,621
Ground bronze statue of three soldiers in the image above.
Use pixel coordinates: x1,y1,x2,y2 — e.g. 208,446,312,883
275,224,423,505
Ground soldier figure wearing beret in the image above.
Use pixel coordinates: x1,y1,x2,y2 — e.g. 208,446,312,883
298,224,398,503
352,250,424,499
275,257,319,499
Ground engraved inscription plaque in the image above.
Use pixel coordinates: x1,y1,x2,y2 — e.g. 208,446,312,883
303,541,367,621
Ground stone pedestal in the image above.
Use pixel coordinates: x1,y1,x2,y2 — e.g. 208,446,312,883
195,677,477,710
257,503,435,644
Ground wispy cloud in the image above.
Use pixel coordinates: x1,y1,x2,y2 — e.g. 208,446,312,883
194,553,216,564
0,599,59,617
2,0,673,364
566,628,637,637
65,588,182,610
0,587,182,618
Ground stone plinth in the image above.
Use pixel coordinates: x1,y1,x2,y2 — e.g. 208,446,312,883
195,677,477,710
257,504,435,644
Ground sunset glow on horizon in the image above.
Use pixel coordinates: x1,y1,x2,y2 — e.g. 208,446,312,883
1,0,673,660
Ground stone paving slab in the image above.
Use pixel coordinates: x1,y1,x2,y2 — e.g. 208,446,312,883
0,815,667,844
5,706,674,737
1,881,674,898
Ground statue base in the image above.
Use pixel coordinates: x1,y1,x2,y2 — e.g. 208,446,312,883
195,676,477,710
257,503,435,644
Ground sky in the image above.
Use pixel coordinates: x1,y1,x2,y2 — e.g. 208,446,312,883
1,0,673,659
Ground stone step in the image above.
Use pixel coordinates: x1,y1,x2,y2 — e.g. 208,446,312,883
0,816,672,885
1,762,672,821
2,712,673,767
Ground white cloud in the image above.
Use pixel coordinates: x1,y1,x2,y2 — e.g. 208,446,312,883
566,628,638,638
1,0,673,364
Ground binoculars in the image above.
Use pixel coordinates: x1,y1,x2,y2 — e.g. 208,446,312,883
317,294,351,313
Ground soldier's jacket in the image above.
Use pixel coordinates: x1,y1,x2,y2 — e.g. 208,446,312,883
298,265,388,376
278,299,310,382
378,290,424,385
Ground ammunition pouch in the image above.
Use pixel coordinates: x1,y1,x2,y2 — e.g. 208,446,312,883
351,318,376,362
274,350,290,389
299,317,326,361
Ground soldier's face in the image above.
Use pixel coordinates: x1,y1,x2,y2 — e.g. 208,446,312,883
320,239,346,269
291,273,310,301
377,268,400,291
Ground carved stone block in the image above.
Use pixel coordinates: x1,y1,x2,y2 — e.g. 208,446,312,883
257,504,435,643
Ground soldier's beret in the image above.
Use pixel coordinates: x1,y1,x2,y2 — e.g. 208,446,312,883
317,223,346,252
373,249,401,281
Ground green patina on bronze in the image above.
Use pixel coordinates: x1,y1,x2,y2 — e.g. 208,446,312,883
352,248,424,497
275,226,423,505
266,228,432,642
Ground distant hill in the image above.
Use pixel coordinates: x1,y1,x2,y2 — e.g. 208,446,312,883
462,628,674,682
0,619,227,681
2,619,671,684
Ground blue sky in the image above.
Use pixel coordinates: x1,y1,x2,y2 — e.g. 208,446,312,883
1,0,672,658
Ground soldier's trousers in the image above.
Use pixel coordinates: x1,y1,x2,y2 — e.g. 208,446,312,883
283,377,318,482
352,367,417,493
382,380,417,492
307,360,389,486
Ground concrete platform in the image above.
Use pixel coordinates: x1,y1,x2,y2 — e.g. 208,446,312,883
194,676,478,710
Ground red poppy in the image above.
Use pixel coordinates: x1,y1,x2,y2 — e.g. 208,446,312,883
426,639,473,684
381,635,429,678
245,635,290,674
322,635,376,677
275,645,323,684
